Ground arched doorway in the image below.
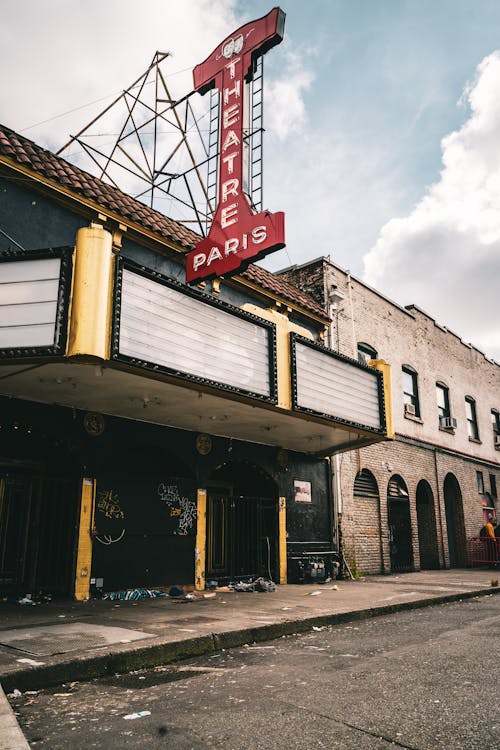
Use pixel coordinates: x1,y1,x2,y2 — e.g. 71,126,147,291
443,473,466,567
387,475,414,572
416,480,440,569
353,469,383,573
206,460,278,582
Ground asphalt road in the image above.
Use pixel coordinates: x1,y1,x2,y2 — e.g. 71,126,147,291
8,594,500,749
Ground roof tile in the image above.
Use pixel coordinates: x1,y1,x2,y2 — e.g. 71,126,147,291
0,124,328,321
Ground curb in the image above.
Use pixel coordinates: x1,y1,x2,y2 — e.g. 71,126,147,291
1,586,498,694
0,685,30,750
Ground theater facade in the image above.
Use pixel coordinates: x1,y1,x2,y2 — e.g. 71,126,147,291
0,125,391,599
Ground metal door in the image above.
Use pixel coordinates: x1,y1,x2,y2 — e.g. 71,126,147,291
206,495,277,581
388,499,414,572
0,474,34,591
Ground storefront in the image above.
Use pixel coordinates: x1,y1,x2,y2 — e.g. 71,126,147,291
0,125,390,599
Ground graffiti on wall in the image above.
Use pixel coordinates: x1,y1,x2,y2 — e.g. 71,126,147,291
97,488,125,519
95,488,126,545
158,483,197,535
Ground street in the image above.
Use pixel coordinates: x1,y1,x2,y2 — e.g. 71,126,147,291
8,594,500,749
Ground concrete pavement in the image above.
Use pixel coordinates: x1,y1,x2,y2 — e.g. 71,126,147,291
1,569,499,749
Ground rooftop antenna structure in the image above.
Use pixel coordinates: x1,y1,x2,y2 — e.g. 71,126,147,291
57,51,264,238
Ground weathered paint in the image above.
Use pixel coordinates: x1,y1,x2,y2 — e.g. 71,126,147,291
74,478,95,601
195,488,207,591
369,359,394,439
278,496,287,584
241,303,314,410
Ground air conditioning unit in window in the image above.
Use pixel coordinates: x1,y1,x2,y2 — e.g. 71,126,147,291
494,434,500,449
440,416,457,430
404,403,416,416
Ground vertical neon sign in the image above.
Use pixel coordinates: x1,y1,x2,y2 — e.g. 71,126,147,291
185,7,286,284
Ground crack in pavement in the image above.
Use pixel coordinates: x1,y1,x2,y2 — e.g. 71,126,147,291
279,698,422,749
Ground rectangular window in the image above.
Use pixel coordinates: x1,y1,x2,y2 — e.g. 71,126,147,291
465,397,479,440
476,471,484,494
492,410,500,434
402,366,420,417
436,383,450,421
490,474,497,498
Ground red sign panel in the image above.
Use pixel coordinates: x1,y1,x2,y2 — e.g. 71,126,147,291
185,7,286,284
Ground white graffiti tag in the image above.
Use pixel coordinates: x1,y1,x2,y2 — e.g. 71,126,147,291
158,484,197,535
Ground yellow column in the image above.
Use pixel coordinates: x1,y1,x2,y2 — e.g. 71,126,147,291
195,489,207,591
67,222,115,360
369,359,394,439
74,477,95,601
241,303,314,410
278,495,287,584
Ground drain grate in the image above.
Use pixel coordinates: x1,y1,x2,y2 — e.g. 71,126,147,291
0,622,153,656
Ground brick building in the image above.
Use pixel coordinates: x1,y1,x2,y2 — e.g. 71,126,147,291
277,257,500,574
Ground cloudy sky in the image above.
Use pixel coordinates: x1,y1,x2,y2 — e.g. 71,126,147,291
1,0,500,360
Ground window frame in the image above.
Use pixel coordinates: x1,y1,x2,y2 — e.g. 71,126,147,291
492,409,500,435
402,365,420,418
357,342,378,366
490,474,497,499
436,382,450,423
476,470,485,494
465,396,479,441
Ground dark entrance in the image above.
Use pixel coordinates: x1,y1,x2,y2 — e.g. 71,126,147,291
0,473,34,593
444,473,466,567
206,461,278,582
387,475,414,572
416,479,440,569
0,468,80,597
0,418,80,598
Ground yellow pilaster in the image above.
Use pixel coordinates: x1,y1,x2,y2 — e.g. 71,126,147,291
278,495,287,584
369,359,394,439
241,304,314,410
195,488,207,591
74,477,95,601
67,223,115,359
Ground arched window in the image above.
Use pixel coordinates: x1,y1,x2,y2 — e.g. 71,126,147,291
388,475,409,499
354,469,379,498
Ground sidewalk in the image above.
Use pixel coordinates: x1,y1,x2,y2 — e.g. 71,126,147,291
1,569,499,692
1,569,499,748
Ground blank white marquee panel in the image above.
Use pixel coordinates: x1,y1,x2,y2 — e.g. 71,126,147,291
294,341,382,429
119,269,272,396
0,258,61,348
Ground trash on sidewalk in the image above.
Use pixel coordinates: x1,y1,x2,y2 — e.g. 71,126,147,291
103,589,167,601
123,710,151,720
18,594,36,605
168,585,185,598
230,577,277,593
16,591,53,605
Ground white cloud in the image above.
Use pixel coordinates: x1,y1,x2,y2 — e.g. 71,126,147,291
363,51,500,361
0,0,238,148
264,44,315,139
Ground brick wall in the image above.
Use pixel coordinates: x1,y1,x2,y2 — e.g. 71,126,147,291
278,257,500,573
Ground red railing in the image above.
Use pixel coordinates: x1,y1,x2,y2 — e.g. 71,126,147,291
467,536,499,567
